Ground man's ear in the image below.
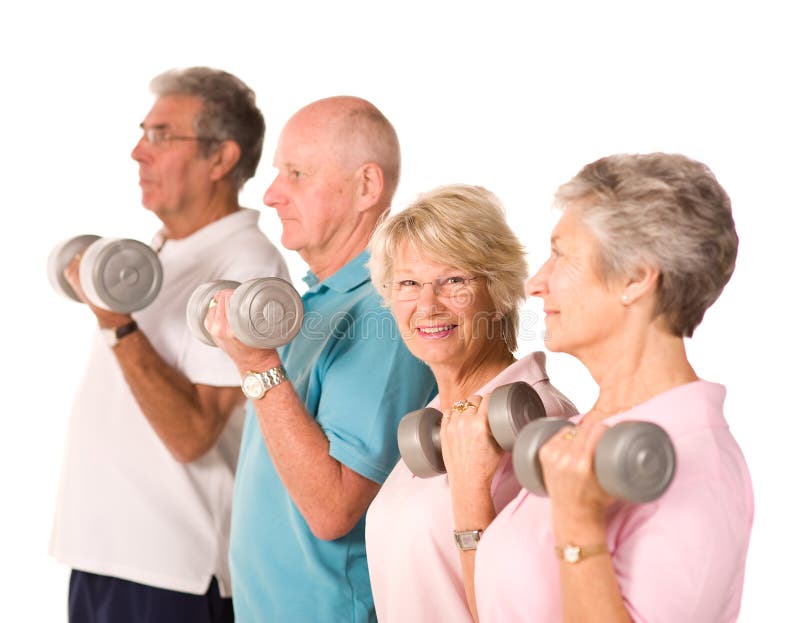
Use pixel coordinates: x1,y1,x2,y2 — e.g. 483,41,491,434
209,140,242,182
620,263,660,305
354,162,385,212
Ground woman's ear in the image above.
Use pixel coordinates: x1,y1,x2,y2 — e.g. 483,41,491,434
620,264,659,305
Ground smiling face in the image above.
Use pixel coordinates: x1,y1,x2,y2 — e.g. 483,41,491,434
525,207,626,358
389,241,502,372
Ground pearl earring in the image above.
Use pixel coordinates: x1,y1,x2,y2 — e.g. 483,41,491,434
621,294,630,304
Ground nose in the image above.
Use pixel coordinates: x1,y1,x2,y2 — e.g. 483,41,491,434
414,281,443,314
131,135,150,163
525,261,550,298
262,174,283,209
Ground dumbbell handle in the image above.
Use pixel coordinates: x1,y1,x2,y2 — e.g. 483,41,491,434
512,418,676,503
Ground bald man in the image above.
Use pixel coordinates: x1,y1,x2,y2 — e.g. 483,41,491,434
205,97,437,622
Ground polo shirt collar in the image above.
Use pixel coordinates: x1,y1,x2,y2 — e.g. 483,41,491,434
151,207,260,254
575,379,728,436
302,250,371,294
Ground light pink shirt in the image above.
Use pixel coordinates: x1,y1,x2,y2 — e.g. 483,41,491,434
366,352,577,623
475,380,754,623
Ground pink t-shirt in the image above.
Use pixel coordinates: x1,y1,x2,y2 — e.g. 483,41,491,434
365,352,577,623
475,380,754,623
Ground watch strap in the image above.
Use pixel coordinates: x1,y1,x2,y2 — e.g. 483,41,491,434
555,542,608,564
257,365,287,390
242,365,287,399
104,320,138,347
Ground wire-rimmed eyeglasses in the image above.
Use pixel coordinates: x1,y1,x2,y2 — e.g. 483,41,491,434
140,126,219,147
387,275,483,301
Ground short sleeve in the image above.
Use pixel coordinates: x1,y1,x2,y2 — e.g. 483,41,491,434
612,471,752,622
316,305,437,483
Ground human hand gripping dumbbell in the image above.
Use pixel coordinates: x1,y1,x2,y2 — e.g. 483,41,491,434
186,278,303,350
512,418,676,503
398,381,577,478
47,234,163,313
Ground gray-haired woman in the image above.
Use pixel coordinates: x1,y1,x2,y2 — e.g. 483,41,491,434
451,154,754,622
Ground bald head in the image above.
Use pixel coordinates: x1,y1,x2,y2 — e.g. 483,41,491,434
288,96,401,207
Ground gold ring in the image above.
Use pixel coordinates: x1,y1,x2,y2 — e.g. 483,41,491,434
563,427,578,440
451,400,477,413
208,298,218,310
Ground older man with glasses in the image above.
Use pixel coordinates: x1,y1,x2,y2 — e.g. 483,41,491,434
50,67,288,623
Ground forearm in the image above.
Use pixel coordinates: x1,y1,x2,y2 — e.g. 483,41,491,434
251,372,379,540
450,483,497,622
112,329,237,462
552,512,632,623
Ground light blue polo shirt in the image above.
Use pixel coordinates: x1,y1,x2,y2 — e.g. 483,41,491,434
230,251,437,622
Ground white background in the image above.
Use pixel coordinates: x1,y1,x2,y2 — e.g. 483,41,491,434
2,1,797,619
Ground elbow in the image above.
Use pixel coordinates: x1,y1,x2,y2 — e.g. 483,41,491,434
169,446,204,465
306,510,362,542
167,435,215,465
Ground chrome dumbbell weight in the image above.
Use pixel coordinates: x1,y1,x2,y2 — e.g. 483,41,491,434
512,418,676,503
47,235,163,313
186,278,303,349
398,380,577,478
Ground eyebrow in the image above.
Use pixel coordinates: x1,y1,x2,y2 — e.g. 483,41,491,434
139,122,169,130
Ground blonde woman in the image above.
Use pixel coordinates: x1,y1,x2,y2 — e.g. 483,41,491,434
365,184,576,622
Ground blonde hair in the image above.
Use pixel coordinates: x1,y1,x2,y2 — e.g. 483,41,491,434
368,184,526,351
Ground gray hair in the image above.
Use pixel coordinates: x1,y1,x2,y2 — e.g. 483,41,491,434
150,67,265,189
556,153,738,337
368,184,527,351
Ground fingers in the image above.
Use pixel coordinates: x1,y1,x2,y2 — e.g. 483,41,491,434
539,420,612,507
203,289,235,341
442,394,483,427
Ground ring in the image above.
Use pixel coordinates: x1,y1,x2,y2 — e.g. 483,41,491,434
563,427,578,440
208,298,218,310
451,400,477,413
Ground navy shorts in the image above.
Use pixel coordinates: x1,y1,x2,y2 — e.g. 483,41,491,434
68,569,234,623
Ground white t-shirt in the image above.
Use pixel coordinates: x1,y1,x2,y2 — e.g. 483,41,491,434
50,208,290,596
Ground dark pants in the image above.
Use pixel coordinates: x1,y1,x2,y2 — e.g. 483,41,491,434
68,570,234,623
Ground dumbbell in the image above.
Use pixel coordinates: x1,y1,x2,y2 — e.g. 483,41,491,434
47,234,163,313
512,418,676,503
398,381,576,478
186,278,303,349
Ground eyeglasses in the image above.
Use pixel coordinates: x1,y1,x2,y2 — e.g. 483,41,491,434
387,275,483,301
140,126,219,147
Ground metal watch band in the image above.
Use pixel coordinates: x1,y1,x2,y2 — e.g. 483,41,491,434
453,529,483,551
555,542,608,564
242,365,288,399
258,365,287,390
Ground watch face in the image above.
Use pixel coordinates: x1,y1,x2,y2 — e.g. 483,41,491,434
564,545,581,563
101,327,117,347
242,373,266,399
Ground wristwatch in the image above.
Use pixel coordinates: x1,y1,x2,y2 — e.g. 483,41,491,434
241,365,288,399
453,529,483,551
101,320,138,348
554,543,608,564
